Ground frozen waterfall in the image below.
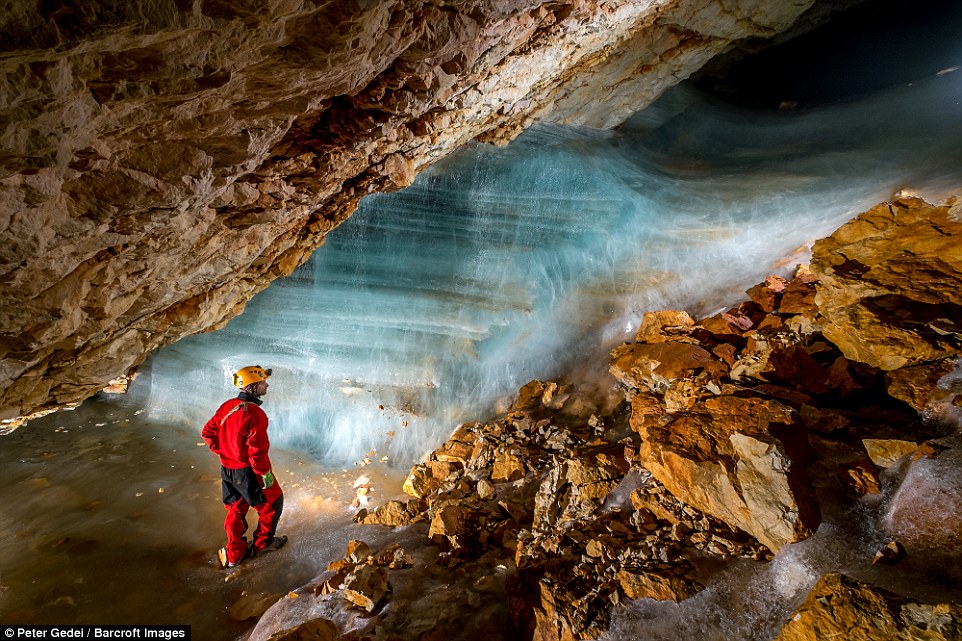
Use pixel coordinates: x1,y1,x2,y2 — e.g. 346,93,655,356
138,64,962,468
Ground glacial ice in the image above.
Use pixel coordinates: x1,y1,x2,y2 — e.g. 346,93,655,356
138,64,962,468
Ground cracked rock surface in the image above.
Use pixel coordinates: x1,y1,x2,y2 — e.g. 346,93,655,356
0,0,849,425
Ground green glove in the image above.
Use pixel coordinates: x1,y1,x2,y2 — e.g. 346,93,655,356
262,471,275,488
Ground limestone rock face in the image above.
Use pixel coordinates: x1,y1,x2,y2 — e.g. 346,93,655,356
610,341,728,394
637,394,817,553
341,564,389,612
616,569,703,602
355,499,415,527
772,572,962,641
884,360,958,413
609,288,834,554
835,458,881,496
1,0,846,424
810,197,962,372
862,439,919,469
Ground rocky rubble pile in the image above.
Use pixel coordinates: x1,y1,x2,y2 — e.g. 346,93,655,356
319,264,856,639
772,573,962,641
252,540,413,641
312,540,412,612
338,385,775,640
254,196,962,641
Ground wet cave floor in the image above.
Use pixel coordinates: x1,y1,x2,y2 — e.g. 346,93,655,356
0,396,409,640
5,393,962,641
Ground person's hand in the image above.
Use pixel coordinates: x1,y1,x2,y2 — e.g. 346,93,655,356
262,471,275,488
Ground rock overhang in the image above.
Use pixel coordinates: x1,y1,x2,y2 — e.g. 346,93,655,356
0,0,862,426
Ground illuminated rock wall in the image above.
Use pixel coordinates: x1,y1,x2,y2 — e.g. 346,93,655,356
0,0,848,424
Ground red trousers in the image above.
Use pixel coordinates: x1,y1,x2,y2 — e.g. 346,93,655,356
220,466,284,564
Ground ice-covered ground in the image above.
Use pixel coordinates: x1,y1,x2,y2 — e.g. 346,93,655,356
0,397,409,639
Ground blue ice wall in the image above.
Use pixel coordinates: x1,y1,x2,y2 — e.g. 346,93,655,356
140,66,962,468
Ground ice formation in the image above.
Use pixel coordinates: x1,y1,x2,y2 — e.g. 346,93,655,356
138,63,962,468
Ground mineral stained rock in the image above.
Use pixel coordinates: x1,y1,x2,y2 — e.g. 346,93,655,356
1,0,848,425
862,438,919,469
610,295,824,554
811,196,962,372
772,572,962,641
637,394,818,553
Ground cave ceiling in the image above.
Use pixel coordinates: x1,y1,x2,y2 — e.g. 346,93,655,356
0,0,863,427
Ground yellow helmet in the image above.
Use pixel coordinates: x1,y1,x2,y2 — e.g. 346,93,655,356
233,365,272,388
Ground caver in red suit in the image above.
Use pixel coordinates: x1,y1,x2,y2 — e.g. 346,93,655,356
202,365,286,568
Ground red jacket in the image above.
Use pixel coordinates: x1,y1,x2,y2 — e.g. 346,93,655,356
202,397,273,474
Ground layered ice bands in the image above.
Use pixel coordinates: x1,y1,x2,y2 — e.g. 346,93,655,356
139,66,962,468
